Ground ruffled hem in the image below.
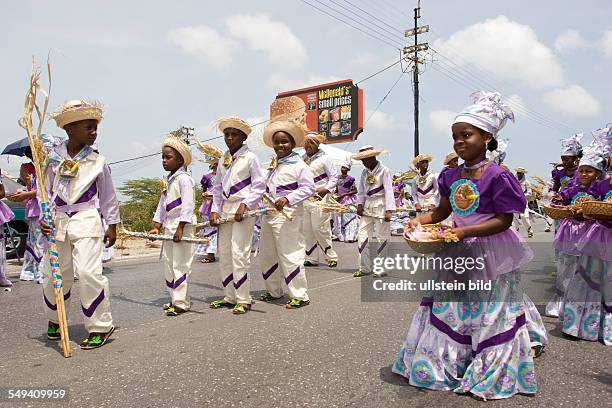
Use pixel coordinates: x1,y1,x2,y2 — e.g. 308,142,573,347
0,201,15,224
554,218,593,256
393,304,537,399
576,223,612,261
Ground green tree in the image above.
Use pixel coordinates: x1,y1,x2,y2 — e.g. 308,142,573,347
118,177,202,231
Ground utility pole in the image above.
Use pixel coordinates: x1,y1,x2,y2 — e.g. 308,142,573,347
404,0,428,158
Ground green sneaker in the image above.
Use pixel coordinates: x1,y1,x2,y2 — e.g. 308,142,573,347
210,299,236,309
260,292,282,302
47,322,60,340
353,270,365,277
327,260,338,268
232,304,251,314
165,306,187,317
286,298,310,309
80,327,115,350
163,303,172,310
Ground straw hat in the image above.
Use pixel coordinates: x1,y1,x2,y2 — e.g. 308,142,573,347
263,120,306,148
270,96,307,125
515,166,527,173
412,153,433,167
217,117,252,137
304,132,326,147
443,152,459,166
51,99,104,129
351,145,386,160
162,133,192,167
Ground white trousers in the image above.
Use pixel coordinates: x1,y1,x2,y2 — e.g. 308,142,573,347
303,199,338,263
260,208,309,301
42,236,113,333
357,198,390,275
162,225,195,310
217,206,255,304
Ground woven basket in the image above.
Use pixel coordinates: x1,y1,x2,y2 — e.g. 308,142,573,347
542,205,574,220
403,224,452,254
581,201,612,221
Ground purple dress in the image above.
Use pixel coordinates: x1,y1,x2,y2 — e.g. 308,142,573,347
393,162,544,399
560,179,612,343
336,175,357,205
195,173,218,258
551,167,578,190
393,181,405,208
332,175,359,242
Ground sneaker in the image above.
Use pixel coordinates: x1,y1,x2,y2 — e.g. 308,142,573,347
165,306,188,317
304,260,318,267
232,304,251,314
544,226,551,232
47,322,61,340
162,303,172,310
0,278,13,288
531,345,545,358
80,327,115,350
528,230,534,238
260,292,283,302
210,299,236,309
286,298,310,309
353,270,365,277
327,260,338,268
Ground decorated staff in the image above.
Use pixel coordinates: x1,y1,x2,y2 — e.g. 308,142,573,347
18,62,72,357
195,207,278,230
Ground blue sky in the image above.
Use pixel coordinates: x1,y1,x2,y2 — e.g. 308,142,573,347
1,0,610,186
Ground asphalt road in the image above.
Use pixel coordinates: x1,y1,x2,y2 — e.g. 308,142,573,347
0,223,610,407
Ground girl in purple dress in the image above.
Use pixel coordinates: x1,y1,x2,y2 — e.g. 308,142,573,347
394,91,546,399
560,126,611,344
195,162,218,263
0,171,15,287
332,163,358,242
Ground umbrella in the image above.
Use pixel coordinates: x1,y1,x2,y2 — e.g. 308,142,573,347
1,137,30,157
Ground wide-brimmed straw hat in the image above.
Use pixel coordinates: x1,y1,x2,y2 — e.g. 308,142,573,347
515,166,527,173
304,132,326,147
351,145,386,160
51,99,104,129
263,120,306,148
163,133,192,167
443,152,459,165
217,117,252,137
412,153,433,167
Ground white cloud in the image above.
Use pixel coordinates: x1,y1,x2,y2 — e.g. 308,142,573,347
166,25,236,68
554,29,589,53
599,30,612,58
433,15,564,89
365,110,396,130
429,110,456,134
542,85,601,117
505,94,525,112
267,73,342,92
226,14,307,68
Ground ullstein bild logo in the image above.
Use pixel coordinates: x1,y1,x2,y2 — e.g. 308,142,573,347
372,254,486,275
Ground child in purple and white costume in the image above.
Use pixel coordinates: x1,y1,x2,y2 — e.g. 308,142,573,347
332,162,359,242
560,125,611,344
394,91,547,400
0,171,15,288
195,163,218,263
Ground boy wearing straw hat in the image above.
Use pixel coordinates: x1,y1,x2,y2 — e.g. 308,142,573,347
209,117,265,314
352,145,396,277
302,132,339,268
148,131,196,317
443,152,459,169
259,120,315,308
513,166,534,238
411,153,439,213
41,100,120,349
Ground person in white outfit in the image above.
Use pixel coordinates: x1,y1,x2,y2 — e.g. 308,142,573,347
352,145,396,277
513,167,534,238
411,154,439,213
302,133,339,268
259,120,315,309
41,99,120,350
209,117,265,315
149,132,196,317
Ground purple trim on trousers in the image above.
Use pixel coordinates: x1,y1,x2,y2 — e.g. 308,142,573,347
358,238,368,254
263,263,278,280
224,176,252,198
166,273,188,289
284,267,301,285
276,182,299,193
43,290,71,311
377,240,388,254
222,274,234,287
367,185,384,196
203,229,218,238
55,182,98,206
81,290,105,318
342,215,357,228
323,245,331,254
313,173,328,183
165,197,182,212
417,185,434,195
25,244,42,264
305,244,317,256
233,274,248,289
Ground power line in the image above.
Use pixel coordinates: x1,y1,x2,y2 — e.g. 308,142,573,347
327,0,404,41
341,0,404,34
299,0,403,50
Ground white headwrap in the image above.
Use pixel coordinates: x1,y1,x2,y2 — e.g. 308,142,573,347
579,125,611,172
453,91,515,137
560,133,583,156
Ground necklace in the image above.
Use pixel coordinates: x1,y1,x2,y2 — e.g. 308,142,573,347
462,159,489,179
